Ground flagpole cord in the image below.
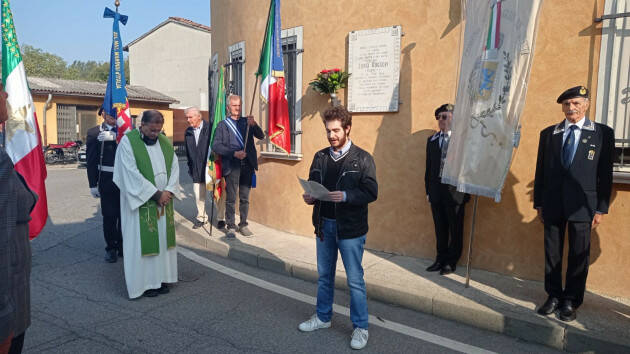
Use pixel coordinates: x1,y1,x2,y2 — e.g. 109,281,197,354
465,195,479,288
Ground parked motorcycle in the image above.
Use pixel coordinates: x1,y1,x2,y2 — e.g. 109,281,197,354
44,140,83,164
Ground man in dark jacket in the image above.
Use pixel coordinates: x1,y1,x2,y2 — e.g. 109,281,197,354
297,106,377,350
424,103,470,275
533,86,614,322
211,94,264,237
86,106,122,263
184,107,216,229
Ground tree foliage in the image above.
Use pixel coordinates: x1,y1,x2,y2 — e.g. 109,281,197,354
10,44,130,84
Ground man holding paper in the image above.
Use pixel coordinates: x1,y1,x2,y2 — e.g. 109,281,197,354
298,106,378,350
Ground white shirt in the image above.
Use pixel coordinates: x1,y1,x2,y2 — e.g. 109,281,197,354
439,130,451,149
563,117,585,159
193,121,203,145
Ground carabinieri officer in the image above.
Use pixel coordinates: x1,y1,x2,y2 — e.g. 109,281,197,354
533,86,614,322
86,106,123,263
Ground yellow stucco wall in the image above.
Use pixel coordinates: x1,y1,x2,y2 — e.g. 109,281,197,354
212,0,630,298
31,94,174,144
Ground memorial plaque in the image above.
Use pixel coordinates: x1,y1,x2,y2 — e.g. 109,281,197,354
348,25,401,113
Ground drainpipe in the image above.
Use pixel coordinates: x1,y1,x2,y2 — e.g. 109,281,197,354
42,93,52,146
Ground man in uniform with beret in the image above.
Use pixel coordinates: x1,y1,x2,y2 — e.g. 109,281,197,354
86,106,123,263
534,86,614,321
424,103,470,275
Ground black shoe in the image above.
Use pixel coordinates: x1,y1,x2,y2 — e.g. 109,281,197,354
440,264,455,275
536,296,560,315
426,261,442,272
143,289,159,297
105,249,117,263
118,248,123,258
157,283,170,295
217,220,226,230
557,300,577,322
192,220,205,229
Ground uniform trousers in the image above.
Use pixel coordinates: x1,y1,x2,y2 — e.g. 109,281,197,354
99,172,122,252
430,201,466,267
224,161,253,228
544,219,591,307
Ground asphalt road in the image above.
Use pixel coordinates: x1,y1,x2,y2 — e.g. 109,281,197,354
22,162,561,353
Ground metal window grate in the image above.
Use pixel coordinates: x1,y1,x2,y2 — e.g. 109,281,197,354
56,104,77,144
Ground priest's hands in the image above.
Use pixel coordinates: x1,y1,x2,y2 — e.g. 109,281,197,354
234,150,247,160
158,191,173,207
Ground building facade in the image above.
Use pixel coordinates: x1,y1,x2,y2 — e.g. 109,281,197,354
210,0,630,298
125,17,212,110
28,77,177,145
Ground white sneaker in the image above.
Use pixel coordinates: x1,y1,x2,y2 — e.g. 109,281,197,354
298,314,331,332
350,328,369,350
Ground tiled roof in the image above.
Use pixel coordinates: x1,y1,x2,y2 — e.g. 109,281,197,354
124,17,211,50
28,77,179,104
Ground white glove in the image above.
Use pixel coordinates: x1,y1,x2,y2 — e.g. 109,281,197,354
97,130,116,142
90,187,100,198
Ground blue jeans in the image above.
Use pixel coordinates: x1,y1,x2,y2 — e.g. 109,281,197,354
316,218,368,329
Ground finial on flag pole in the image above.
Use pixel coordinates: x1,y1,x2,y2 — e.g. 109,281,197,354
115,0,120,11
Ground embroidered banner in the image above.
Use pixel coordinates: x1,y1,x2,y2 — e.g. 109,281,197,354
441,0,544,202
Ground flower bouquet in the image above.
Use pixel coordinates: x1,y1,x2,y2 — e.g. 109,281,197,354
309,68,350,96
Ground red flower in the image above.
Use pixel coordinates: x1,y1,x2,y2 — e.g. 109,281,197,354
333,68,340,72
321,69,329,74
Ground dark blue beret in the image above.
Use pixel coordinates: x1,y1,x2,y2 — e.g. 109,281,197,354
435,103,454,116
557,86,589,103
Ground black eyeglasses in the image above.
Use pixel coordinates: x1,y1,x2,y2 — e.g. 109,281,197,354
435,114,450,120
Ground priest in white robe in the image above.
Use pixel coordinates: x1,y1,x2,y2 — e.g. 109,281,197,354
113,110,180,299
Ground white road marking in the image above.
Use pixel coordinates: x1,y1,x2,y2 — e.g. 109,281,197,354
178,247,496,354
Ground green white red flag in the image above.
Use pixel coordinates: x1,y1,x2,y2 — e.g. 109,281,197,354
206,66,225,200
256,0,291,153
2,0,48,238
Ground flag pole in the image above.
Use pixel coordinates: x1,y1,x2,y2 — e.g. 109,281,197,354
465,195,479,288
208,182,216,236
243,0,273,148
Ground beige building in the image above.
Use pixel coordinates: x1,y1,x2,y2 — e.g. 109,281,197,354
28,77,178,145
125,17,212,110
211,0,630,298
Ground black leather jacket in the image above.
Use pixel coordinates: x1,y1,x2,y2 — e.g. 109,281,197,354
308,143,378,239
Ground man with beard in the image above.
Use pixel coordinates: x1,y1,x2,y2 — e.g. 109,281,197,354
534,86,614,321
113,110,180,299
86,106,123,262
298,106,378,350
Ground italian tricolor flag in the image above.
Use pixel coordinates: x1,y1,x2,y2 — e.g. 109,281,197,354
2,0,48,239
256,0,291,154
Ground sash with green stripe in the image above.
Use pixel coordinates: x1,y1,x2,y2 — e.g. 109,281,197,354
127,129,176,256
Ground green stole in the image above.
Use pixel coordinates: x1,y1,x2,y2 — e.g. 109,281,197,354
127,129,176,256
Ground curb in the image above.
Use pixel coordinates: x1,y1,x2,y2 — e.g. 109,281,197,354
175,214,630,353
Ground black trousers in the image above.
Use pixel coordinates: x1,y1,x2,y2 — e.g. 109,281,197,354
9,332,25,354
544,220,591,307
430,201,466,266
99,172,122,252
224,161,253,227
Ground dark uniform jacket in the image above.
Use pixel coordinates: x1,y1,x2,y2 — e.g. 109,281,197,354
211,117,264,177
0,149,37,340
86,124,117,188
534,118,614,222
308,144,378,239
424,132,470,205
184,120,211,183
86,124,120,217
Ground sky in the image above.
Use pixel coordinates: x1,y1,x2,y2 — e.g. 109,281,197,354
10,0,211,63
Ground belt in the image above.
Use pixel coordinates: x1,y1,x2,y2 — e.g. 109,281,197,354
98,165,114,173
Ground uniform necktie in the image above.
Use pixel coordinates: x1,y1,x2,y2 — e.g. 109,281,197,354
439,133,450,176
562,125,578,168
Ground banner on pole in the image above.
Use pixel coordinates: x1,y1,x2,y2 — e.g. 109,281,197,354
442,0,544,202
